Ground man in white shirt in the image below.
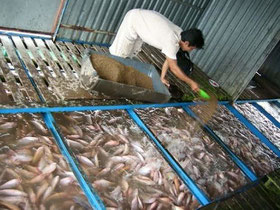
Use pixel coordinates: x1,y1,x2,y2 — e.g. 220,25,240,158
109,9,204,92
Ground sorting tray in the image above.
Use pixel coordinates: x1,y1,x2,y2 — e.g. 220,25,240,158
80,49,171,103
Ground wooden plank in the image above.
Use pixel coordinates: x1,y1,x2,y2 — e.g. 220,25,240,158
12,36,54,102
23,37,53,81
64,42,82,64
0,35,39,102
34,38,64,78
24,37,69,103
99,46,109,53
251,186,276,209
37,40,93,101
73,43,86,55
44,39,75,79
0,46,26,103
239,190,259,209
89,45,102,52
55,41,81,76
137,51,154,64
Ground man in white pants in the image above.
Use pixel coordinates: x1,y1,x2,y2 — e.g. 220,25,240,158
109,9,204,92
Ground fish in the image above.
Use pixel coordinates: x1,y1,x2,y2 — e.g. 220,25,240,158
67,139,84,151
43,192,70,204
28,173,48,184
36,181,49,200
31,120,48,134
96,167,110,177
17,136,39,145
0,189,27,197
27,187,36,204
59,177,75,186
0,200,21,210
73,196,91,209
104,140,119,147
0,122,17,130
133,175,156,185
42,186,54,201
42,163,57,174
0,179,21,189
32,146,45,164
51,175,60,189
77,155,95,167
93,179,114,189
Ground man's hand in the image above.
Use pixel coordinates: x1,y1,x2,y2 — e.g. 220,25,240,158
161,77,170,87
166,57,200,93
190,81,199,92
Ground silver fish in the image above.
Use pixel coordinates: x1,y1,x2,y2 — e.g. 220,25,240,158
0,179,21,189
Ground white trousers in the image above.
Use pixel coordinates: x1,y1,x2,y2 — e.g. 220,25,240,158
109,10,143,58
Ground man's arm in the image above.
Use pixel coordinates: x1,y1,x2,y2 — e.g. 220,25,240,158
165,57,199,92
160,59,170,87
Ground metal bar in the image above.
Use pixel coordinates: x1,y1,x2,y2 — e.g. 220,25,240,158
43,112,106,210
12,39,46,103
252,102,280,129
53,0,70,41
235,99,280,104
273,101,280,109
60,24,116,36
1,98,280,114
181,105,258,182
126,108,211,206
0,101,208,114
56,37,110,47
225,104,280,158
0,30,51,40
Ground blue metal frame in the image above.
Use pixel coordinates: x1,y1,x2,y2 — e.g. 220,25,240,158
14,48,46,103
225,104,280,157
43,112,106,210
182,105,258,182
53,0,70,41
0,102,200,114
127,109,211,205
235,98,280,104
0,30,51,40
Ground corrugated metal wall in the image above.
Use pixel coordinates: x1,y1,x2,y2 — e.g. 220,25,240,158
57,0,211,44
192,0,280,100
259,41,280,89
57,0,280,99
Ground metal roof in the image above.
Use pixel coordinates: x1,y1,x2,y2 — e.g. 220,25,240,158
56,0,280,99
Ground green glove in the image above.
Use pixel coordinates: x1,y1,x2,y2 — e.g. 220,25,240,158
199,89,210,100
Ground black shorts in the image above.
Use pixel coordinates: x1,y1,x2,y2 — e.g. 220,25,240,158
176,49,193,76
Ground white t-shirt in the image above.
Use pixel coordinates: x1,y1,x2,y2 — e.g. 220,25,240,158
118,9,182,59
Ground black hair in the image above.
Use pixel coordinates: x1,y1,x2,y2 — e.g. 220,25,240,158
180,28,204,49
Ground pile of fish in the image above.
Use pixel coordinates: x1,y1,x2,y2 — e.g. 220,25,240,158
1,104,277,209
136,107,248,200
0,113,90,210
53,110,200,209
234,103,280,149
191,105,280,176
258,102,280,122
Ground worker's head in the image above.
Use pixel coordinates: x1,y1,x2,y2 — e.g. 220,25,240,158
180,28,204,52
